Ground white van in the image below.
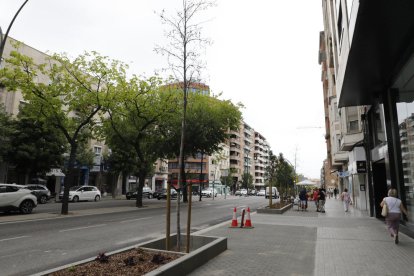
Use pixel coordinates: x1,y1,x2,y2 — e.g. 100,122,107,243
265,187,279,199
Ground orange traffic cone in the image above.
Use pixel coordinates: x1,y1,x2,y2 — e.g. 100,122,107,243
244,207,254,228
230,207,238,228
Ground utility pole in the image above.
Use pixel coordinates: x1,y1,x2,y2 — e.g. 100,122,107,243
0,0,30,65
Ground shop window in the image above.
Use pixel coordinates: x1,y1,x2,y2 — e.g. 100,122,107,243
396,90,414,229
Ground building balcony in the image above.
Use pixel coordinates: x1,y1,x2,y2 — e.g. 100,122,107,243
333,151,348,164
340,132,364,151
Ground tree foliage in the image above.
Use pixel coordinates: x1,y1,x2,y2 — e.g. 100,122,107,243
0,46,121,214
162,91,241,158
265,151,295,199
8,106,66,183
0,104,13,164
104,76,175,207
240,172,254,190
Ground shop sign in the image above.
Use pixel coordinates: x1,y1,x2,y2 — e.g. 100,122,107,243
356,161,367,173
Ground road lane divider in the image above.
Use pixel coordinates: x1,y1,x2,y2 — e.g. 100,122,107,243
0,235,30,242
120,217,152,224
59,224,106,233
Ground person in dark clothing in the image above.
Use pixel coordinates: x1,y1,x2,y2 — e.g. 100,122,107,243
318,187,326,213
333,188,338,199
299,188,308,211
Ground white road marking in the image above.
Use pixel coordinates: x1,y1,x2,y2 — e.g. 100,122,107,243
213,204,241,209
59,224,106,232
120,217,152,223
0,235,30,242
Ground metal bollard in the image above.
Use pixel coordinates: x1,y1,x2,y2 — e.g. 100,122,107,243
240,208,245,228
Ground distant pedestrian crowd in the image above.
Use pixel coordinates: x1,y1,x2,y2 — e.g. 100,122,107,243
295,187,327,212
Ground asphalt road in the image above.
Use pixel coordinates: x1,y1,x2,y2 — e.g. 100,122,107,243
0,195,270,276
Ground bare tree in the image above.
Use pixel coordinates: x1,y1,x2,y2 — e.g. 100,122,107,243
155,0,214,251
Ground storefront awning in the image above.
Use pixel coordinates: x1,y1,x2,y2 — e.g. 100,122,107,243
339,1,414,107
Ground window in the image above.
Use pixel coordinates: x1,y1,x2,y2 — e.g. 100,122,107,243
0,186,7,193
336,1,344,53
346,106,359,133
94,146,102,155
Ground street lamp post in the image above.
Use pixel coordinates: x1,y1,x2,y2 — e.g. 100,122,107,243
0,0,30,65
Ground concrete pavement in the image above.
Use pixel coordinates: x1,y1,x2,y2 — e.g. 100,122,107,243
191,198,414,276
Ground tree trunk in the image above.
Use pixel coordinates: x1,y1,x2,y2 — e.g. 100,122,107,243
181,159,187,203
121,171,127,195
61,143,78,215
136,170,146,208
24,171,30,185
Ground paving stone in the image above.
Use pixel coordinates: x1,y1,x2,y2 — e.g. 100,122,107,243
190,198,414,276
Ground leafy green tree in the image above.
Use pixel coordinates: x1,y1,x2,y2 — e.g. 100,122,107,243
275,153,295,201
0,104,14,183
104,76,175,208
161,91,242,201
1,47,120,214
221,168,237,193
8,106,66,184
265,151,295,204
104,142,138,197
0,104,13,164
240,172,254,190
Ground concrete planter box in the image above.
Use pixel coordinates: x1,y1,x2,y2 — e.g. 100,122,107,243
33,234,227,276
257,203,292,214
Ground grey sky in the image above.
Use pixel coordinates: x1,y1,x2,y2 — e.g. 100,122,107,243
1,0,325,178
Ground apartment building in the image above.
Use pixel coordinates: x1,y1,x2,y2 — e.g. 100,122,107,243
320,0,367,211
320,0,414,234
229,122,270,191
254,131,269,189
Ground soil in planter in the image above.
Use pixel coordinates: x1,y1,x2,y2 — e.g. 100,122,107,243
269,202,291,209
50,248,181,276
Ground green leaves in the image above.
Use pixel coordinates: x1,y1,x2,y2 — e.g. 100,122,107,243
163,91,242,158
0,104,14,163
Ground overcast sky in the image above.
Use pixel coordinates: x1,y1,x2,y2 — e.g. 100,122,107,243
1,0,325,179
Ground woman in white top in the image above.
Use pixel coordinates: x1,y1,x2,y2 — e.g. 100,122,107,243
380,188,408,244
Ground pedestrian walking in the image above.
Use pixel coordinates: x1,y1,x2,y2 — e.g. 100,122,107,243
341,188,351,212
313,188,319,211
318,187,326,213
380,188,408,244
299,188,308,211
333,188,338,199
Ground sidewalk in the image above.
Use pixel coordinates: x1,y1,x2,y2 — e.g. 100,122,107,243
191,198,414,276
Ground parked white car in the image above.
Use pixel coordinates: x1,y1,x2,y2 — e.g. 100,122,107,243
0,184,38,214
240,189,248,196
201,188,217,197
257,190,266,196
59,185,101,202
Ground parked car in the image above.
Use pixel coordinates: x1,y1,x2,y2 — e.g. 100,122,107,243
240,189,248,196
265,187,279,199
157,189,180,200
249,190,257,196
152,189,163,199
59,185,101,202
257,190,266,196
234,190,241,196
126,187,153,200
0,184,38,214
26,184,51,204
201,188,217,197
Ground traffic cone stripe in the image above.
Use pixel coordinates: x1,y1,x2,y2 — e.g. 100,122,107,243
230,207,238,228
244,207,254,228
